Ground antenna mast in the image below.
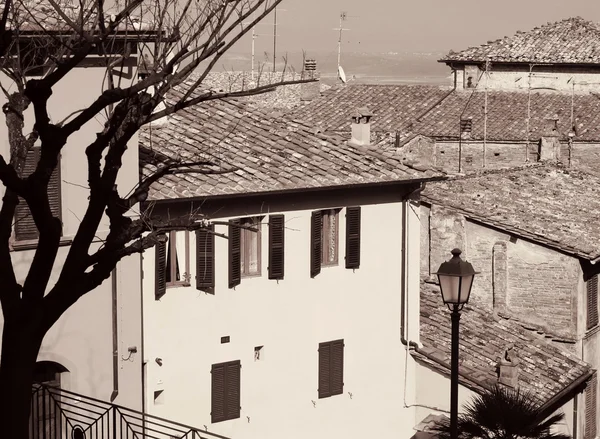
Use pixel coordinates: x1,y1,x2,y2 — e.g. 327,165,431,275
334,11,349,75
483,58,490,168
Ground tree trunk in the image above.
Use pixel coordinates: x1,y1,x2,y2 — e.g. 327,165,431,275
0,311,45,439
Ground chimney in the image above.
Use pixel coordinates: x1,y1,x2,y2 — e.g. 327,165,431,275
460,117,473,140
538,117,561,161
497,345,519,388
349,107,373,146
300,59,320,101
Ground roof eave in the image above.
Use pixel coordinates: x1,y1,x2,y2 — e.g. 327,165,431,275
537,368,595,421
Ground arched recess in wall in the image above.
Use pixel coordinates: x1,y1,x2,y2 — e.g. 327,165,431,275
31,361,69,438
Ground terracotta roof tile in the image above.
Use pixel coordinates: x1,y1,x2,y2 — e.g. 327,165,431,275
441,17,600,65
422,165,600,260
415,90,600,142
139,80,444,201
416,283,592,407
289,84,453,133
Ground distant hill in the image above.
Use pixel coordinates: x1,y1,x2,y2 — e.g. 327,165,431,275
215,50,452,86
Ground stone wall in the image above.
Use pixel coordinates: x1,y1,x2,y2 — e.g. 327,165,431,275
421,204,581,339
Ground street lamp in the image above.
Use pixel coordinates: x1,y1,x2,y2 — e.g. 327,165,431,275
434,248,478,439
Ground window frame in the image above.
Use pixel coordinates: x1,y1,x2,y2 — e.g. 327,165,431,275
240,216,262,278
320,209,340,267
166,230,191,288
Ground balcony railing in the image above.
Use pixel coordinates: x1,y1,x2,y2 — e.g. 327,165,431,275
30,384,231,439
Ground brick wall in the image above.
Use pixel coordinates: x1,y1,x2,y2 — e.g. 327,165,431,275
423,204,581,338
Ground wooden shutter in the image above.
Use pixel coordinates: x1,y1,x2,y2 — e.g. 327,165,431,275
196,226,215,293
155,235,167,300
588,275,599,329
330,340,344,396
345,207,361,269
211,360,241,423
48,153,62,226
268,214,285,280
310,211,322,278
211,363,226,423
228,220,241,289
586,373,597,439
318,342,331,399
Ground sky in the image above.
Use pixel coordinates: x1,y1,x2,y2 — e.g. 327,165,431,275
234,0,600,55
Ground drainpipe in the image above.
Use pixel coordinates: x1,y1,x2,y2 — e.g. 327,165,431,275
110,268,119,402
400,187,420,349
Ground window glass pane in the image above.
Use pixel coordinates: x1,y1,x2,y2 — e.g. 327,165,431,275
321,210,338,265
241,217,261,276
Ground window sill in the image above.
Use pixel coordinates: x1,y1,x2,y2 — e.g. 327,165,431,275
241,273,262,279
12,237,73,252
321,262,339,268
166,282,191,289
585,325,600,339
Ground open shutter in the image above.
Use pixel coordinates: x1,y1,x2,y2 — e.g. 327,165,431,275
14,147,41,240
196,226,215,293
310,211,322,278
155,235,167,300
228,220,241,289
587,275,599,329
211,364,226,423
48,153,62,228
586,374,597,439
226,361,241,421
268,214,285,280
318,342,331,398
345,207,361,269
330,340,344,396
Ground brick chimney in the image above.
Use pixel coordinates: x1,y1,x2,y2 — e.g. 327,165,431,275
300,59,320,101
497,345,519,388
349,107,373,146
460,117,473,140
538,117,561,161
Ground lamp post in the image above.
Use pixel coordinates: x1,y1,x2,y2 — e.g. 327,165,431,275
434,248,478,439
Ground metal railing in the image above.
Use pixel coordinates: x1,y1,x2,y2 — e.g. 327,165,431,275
30,384,231,439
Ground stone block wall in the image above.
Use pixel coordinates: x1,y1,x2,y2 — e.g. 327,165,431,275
421,204,581,338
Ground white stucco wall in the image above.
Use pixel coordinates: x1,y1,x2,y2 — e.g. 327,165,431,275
143,199,421,439
0,62,144,409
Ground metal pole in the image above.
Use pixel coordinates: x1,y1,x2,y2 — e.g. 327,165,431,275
272,7,277,73
251,26,256,80
450,304,461,439
458,122,462,174
337,14,343,73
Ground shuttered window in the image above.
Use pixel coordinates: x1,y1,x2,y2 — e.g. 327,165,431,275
228,220,241,288
166,231,190,287
585,373,597,439
345,207,361,269
14,147,62,241
587,275,599,330
268,214,285,280
196,226,215,293
155,234,167,300
211,360,241,423
310,211,322,278
321,209,339,266
318,339,344,399
240,217,261,277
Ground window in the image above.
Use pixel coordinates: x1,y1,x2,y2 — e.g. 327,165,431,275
345,207,361,269
587,274,599,330
14,146,62,241
318,339,344,399
166,231,190,287
229,217,262,288
241,217,261,277
211,360,241,423
268,214,285,280
586,373,597,439
321,209,339,266
196,226,215,293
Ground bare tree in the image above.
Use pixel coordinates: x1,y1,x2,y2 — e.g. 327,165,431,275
0,0,311,436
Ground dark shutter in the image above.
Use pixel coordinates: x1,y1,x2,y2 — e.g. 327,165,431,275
588,275,599,330
310,211,322,278
211,360,241,423
268,214,285,280
14,147,40,240
155,235,167,300
228,220,241,289
211,363,226,423
196,226,215,293
586,374,597,439
345,207,361,269
318,342,331,399
48,153,62,227
330,340,344,396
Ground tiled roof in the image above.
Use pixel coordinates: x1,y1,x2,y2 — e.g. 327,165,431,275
415,90,600,142
416,283,592,407
139,81,444,201
421,165,600,260
440,17,600,65
289,84,453,133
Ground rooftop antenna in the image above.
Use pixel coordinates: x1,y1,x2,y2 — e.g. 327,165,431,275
483,58,490,167
244,15,271,80
333,11,350,80
272,6,287,72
